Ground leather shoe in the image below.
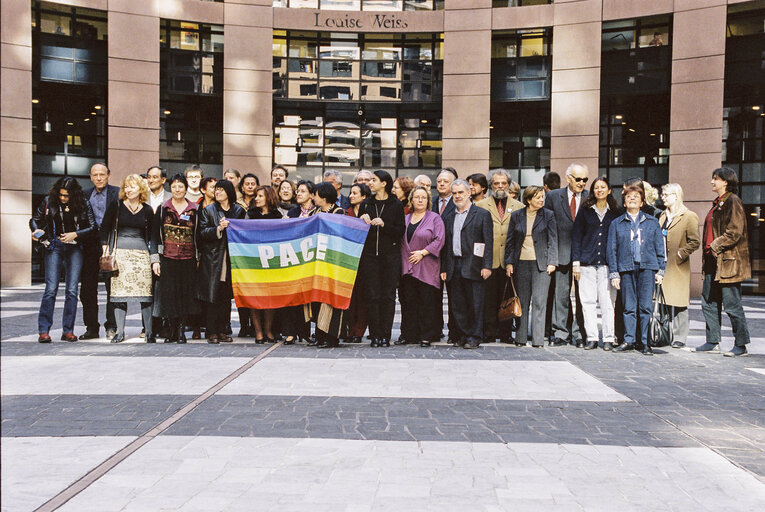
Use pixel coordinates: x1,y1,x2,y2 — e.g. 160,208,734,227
38,333,52,343
106,329,116,340
380,338,390,347
574,339,584,348
548,337,567,347
78,330,99,340
420,341,431,347
642,345,654,356
693,342,720,353
723,346,748,357
602,342,614,351
393,337,408,346
613,342,634,352
584,341,598,350
146,335,157,344
370,338,379,348
220,334,233,343
670,340,685,349
463,341,479,349
110,333,125,344
191,328,202,340
207,335,220,344
60,332,78,342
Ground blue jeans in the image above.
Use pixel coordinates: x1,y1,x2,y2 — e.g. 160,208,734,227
620,268,655,346
701,272,750,347
38,241,84,334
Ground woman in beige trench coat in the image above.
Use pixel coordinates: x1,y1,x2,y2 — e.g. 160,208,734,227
658,183,700,348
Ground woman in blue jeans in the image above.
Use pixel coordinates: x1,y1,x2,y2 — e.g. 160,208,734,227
607,184,665,355
30,177,96,343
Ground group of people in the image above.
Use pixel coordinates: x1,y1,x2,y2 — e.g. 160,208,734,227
31,161,753,356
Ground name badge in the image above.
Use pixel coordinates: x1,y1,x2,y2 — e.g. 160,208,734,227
180,214,190,221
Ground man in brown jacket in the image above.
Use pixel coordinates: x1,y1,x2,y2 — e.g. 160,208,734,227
694,167,752,357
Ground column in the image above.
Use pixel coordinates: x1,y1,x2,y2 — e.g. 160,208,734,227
107,3,161,182
223,1,274,185
1,0,33,286
669,1,727,295
549,0,602,176
441,0,492,176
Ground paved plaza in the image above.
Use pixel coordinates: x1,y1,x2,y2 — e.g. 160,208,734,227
2,285,765,511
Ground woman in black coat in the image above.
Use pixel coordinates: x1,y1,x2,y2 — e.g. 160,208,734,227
505,186,558,348
358,170,406,347
197,179,246,344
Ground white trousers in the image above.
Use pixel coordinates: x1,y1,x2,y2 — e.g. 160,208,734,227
579,265,616,343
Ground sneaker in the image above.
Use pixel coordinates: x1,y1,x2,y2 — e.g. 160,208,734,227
723,346,748,357
692,342,720,353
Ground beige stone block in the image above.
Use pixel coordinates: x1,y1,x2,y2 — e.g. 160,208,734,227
0,142,32,190
1,117,32,143
227,0,272,5
1,213,31,265
108,59,160,85
672,55,725,84
225,26,272,71
668,153,721,200
439,159,489,177
551,68,600,93
445,0,491,8
552,22,601,71
0,189,31,214
224,69,272,93
443,74,490,96
554,0,601,26
224,134,272,157
442,95,490,139
674,0,726,12
48,0,107,9
602,0,673,21
1,42,31,71
550,135,599,160
107,150,160,181
441,137,489,162
155,0,223,24
444,8,491,32
108,13,159,63
669,128,722,156
224,91,272,136
492,4,554,31
1,0,32,46
1,261,32,286
672,6,726,61
222,155,271,181
108,81,159,130
444,31,491,75
225,3,272,28
1,68,31,119
550,157,598,176
108,127,159,152
551,90,600,137
669,80,724,131
107,0,156,17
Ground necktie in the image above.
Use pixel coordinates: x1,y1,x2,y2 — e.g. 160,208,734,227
570,194,577,220
497,199,505,220
439,198,446,215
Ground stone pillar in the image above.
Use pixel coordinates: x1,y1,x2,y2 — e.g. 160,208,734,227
1,0,33,286
223,1,274,185
669,1,727,295
549,0,602,177
441,0,492,177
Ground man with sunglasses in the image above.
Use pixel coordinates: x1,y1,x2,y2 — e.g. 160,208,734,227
544,162,589,347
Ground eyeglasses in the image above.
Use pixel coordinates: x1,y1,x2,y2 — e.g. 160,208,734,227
573,177,589,183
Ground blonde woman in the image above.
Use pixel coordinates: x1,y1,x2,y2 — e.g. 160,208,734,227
99,174,158,343
659,183,700,348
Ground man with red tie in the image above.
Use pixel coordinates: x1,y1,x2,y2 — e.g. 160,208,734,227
544,163,589,347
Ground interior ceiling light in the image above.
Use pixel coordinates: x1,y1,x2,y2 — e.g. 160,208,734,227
67,122,73,126
94,105,101,110
91,112,96,115
163,110,171,115
83,118,90,122
32,99,39,104
752,105,761,111
615,114,622,119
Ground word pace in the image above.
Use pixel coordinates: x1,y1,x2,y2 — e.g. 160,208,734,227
257,234,330,268
314,12,409,30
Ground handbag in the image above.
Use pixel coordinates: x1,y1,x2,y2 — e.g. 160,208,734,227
648,283,673,348
99,209,119,273
498,276,522,322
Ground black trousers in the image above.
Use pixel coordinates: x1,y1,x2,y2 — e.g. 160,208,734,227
80,241,116,332
205,283,231,336
484,267,513,340
360,250,401,340
399,275,442,343
447,263,486,344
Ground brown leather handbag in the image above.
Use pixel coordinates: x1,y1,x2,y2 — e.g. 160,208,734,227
498,276,522,322
99,213,118,273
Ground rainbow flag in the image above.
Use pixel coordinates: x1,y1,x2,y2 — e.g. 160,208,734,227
227,215,370,310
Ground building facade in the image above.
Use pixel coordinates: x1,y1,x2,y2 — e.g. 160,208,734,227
1,0,763,293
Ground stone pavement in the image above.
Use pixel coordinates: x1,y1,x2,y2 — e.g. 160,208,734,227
2,284,765,511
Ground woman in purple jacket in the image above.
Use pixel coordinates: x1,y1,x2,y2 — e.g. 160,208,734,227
398,186,446,346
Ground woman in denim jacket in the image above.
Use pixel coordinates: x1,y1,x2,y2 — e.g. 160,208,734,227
607,184,665,355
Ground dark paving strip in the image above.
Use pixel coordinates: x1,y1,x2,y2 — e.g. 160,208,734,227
2,395,195,437
0,341,273,357
31,342,283,512
161,395,695,448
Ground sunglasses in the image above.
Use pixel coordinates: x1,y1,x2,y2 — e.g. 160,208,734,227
573,177,589,183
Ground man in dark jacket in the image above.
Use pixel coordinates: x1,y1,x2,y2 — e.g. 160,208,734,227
79,163,120,339
440,179,493,349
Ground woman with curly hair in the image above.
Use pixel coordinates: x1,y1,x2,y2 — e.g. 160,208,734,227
30,177,96,342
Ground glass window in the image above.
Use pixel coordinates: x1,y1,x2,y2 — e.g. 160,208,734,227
492,28,552,102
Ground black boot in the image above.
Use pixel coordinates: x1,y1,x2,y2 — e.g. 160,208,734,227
177,320,187,344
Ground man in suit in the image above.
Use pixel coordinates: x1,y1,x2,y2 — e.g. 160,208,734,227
432,168,457,216
440,179,493,349
79,162,120,339
544,162,589,347
147,166,171,213
475,169,525,343
323,170,351,210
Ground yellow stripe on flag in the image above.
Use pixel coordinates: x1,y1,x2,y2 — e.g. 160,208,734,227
232,260,358,286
